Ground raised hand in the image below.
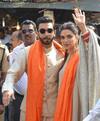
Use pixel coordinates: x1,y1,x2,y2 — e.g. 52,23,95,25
72,8,87,33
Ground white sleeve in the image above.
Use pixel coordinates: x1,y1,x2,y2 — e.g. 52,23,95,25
83,99,100,121
2,48,27,93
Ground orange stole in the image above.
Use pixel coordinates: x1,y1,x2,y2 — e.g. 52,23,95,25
26,40,64,121
54,52,79,121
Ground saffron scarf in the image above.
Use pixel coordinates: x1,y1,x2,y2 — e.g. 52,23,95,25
54,51,79,121
26,40,64,121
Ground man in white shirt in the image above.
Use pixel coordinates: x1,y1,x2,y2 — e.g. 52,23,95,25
7,20,37,121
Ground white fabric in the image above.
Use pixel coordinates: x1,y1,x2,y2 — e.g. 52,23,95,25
2,45,29,94
83,99,100,121
77,29,100,120
9,43,27,95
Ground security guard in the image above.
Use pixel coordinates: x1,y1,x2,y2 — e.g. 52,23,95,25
0,41,9,120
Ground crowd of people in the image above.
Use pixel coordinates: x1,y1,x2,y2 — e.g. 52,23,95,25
0,8,100,121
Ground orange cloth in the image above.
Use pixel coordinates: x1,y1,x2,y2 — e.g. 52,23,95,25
54,52,79,121
26,40,64,121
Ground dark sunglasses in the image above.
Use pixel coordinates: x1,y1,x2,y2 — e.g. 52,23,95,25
39,28,53,34
22,29,34,34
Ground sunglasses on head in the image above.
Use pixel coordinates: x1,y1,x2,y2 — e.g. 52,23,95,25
39,28,53,34
22,29,34,34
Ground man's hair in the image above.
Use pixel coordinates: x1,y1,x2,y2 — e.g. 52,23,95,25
21,20,37,31
36,16,54,29
11,31,22,41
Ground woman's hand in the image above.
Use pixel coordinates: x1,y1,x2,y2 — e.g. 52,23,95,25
72,8,88,34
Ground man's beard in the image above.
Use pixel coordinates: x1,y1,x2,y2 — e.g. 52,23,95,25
39,36,54,45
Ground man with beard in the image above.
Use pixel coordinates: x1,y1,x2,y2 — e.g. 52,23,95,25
2,16,64,121
4,20,37,121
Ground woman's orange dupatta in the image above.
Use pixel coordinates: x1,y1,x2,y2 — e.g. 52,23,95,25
26,40,64,121
54,52,79,121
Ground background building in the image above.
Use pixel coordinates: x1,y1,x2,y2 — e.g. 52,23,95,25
0,0,100,34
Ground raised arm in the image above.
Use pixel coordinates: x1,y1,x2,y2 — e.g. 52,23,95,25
72,8,88,34
72,8,90,43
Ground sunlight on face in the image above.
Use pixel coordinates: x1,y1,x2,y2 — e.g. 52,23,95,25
60,29,78,54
